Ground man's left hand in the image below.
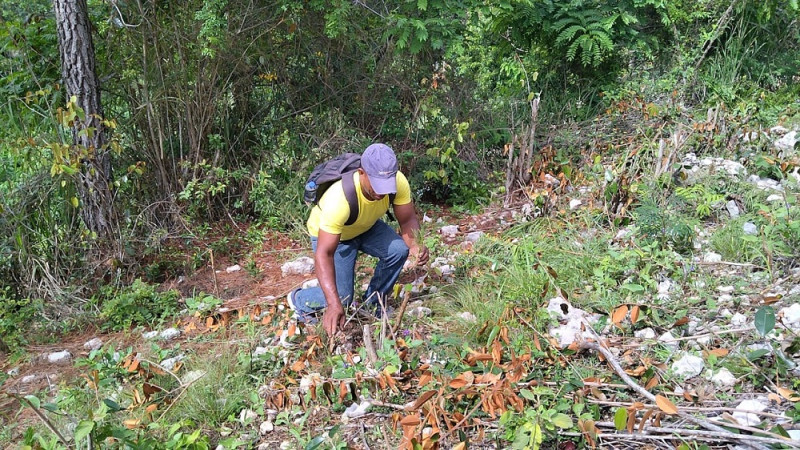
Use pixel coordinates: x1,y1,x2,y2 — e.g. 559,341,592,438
410,244,429,267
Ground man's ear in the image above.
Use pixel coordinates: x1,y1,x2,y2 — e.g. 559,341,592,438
357,168,366,175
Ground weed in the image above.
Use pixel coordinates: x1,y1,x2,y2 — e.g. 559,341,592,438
99,279,180,331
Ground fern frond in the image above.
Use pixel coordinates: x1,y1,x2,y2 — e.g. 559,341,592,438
556,25,585,45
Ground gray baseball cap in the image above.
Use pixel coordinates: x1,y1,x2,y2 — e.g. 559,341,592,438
361,143,398,195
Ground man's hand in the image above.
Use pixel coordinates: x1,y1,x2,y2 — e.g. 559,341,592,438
322,302,345,337
410,244,430,267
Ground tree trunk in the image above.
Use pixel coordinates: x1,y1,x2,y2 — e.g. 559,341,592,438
53,0,117,239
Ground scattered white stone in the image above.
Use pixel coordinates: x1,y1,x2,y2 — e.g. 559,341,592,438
657,279,672,301
342,400,372,419
459,312,477,323
615,227,633,240
83,338,103,351
719,308,733,318
788,429,800,441
7,367,20,377
464,231,484,243
253,346,269,357
748,174,784,192
770,126,789,135
658,331,679,350
742,222,758,235
708,368,737,387
226,264,241,273
259,421,274,435
766,194,783,202
671,353,704,378
302,278,319,289
435,264,455,277
439,225,459,237
407,306,432,318
775,131,798,153
718,294,733,304
731,313,748,327
634,328,656,339
422,214,433,223
21,375,36,383
733,399,768,426
703,252,722,263
142,331,159,340
257,444,271,450
239,409,259,423
569,199,582,210
543,174,560,187
159,354,185,371
726,200,740,218
47,351,72,365
718,285,735,294
781,304,800,327
281,256,315,277
547,298,602,349
299,373,322,393
181,370,206,384
160,328,181,340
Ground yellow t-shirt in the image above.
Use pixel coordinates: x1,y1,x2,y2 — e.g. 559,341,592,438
307,171,411,240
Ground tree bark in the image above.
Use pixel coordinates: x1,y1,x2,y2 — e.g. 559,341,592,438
53,0,117,240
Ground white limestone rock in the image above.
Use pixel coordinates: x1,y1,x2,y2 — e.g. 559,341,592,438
159,354,185,371
459,311,477,323
259,421,274,435
407,306,432,318
142,331,159,340
634,328,656,339
160,328,181,340
226,264,241,273
83,338,103,351
658,331,679,350
440,225,459,237
47,351,72,365
707,368,737,387
671,353,704,378
703,252,722,263
181,370,206,385
766,194,783,202
781,303,800,327
302,278,319,289
239,408,259,423
281,256,315,277
726,200,740,218
731,313,748,327
464,231,484,243
733,399,768,426
569,199,582,210
774,131,798,153
742,222,758,235
342,400,372,419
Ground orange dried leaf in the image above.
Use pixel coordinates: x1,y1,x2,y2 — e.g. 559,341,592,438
611,305,628,325
145,404,158,413
400,414,421,426
410,390,438,411
419,371,432,387
128,358,140,373
449,371,475,389
123,419,141,429
708,348,729,357
778,387,800,402
672,317,689,327
655,395,678,415
630,305,640,324
768,393,782,404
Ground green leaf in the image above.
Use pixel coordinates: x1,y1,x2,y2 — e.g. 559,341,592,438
614,407,628,430
24,395,40,409
103,398,122,412
755,306,775,336
417,0,428,10
305,434,326,450
74,420,95,443
551,413,573,429
747,348,770,361
621,283,645,293
520,389,536,401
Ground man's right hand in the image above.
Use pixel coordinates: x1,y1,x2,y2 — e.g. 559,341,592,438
322,302,345,337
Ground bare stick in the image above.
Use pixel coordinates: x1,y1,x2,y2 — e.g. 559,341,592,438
592,422,798,448
363,325,379,366
586,399,787,420
580,341,770,450
391,290,413,337
370,399,408,411
360,422,372,450
139,358,182,385
10,393,72,448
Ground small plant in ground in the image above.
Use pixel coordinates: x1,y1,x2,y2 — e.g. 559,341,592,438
99,279,180,331
184,292,223,314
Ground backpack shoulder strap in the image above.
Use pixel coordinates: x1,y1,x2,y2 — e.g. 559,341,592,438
342,171,359,226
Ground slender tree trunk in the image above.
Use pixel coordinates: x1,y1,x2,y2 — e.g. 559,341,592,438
53,0,117,240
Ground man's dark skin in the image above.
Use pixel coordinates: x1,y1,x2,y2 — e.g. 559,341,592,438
315,168,430,337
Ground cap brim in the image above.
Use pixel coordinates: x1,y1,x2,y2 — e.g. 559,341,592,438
371,176,397,195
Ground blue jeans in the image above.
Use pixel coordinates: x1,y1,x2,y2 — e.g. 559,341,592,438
292,220,409,320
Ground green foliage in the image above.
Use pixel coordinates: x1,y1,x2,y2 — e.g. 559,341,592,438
634,201,696,254
99,280,180,331
674,185,725,218
250,168,305,231
0,291,41,353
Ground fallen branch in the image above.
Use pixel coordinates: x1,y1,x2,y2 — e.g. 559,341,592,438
8,392,72,449
580,341,773,450
586,399,788,420
593,422,799,448
391,289,413,337
363,325,379,366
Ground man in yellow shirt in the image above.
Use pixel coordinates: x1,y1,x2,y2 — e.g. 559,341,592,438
288,144,429,336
